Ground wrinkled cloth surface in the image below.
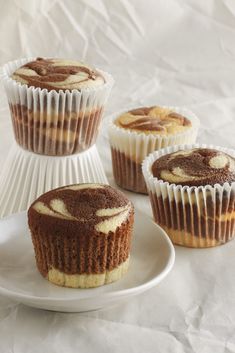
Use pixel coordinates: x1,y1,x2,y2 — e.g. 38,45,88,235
0,1,235,352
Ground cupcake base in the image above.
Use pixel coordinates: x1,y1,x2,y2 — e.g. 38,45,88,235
0,142,108,217
149,191,235,248
160,226,221,248
29,205,134,288
111,148,147,194
9,103,103,156
47,257,130,288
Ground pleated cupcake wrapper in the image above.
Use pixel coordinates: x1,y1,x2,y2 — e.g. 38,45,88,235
30,209,134,287
2,58,114,156
0,142,108,218
110,147,147,193
142,143,235,247
108,107,199,194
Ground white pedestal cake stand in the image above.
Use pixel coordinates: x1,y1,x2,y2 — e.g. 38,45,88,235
0,142,108,218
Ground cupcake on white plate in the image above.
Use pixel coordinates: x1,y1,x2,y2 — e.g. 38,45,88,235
108,105,199,194
28,183,134,288
2,57,114,156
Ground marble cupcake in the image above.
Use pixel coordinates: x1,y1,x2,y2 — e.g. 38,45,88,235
28,183,134,288
3,58,113,156
142,145,235,248
108,106,199,194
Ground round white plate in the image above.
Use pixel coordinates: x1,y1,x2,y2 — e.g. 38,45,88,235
0,210,175,312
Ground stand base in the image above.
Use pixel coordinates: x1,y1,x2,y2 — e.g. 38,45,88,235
0,143,108,218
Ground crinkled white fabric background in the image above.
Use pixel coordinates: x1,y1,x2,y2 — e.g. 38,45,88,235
0,0,235,352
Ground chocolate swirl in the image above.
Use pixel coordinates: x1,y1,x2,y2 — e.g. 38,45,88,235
152,148,235,186
29,184,133,234
122,117,166,132
11,58,105,91
115,106,191,135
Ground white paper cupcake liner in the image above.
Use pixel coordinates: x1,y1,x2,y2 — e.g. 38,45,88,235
2,58,114,156
0,142,108,218
142,143,235,248
108,107,200,194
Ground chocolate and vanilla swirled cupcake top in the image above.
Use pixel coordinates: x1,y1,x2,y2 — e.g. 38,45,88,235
114,106,192,135
11,58,105,91
152,148,235,187
29,183,133,235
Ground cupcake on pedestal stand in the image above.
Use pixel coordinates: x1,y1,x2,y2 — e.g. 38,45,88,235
0,58,113,217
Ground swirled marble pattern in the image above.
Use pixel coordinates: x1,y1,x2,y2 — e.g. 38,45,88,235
32,183,133,234
11,58,105,91
115,106,192,135
152,148,235,186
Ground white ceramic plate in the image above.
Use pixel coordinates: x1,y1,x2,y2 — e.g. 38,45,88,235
0,210,175,312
